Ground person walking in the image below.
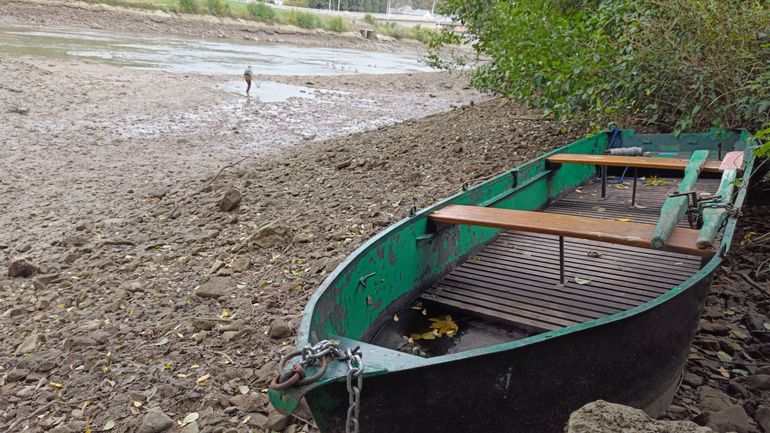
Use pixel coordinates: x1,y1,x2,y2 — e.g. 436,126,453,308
243,66,253,95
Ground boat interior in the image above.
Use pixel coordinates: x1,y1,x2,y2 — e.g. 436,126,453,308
364,138,749,355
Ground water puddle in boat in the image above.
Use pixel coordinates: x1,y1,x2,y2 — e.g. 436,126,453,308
370,301,536,357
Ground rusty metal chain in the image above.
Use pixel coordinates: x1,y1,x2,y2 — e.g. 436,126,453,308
271,340,364,433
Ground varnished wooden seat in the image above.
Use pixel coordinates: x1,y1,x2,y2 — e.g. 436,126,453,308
430,205,713,257
546,153,728,173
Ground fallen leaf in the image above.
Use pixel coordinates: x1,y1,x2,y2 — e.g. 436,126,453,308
182,412,199,426
521,251,532,256
616,218,631,222
51,382,63,389
393,314,399,322
730,330,747,340
574,276,592,285
220,310,230,318
196,374,210,386
591,206,606,212
732,368,749,377
421,332,436,340
241,415,251,425
421,309,427,316
716,351,733,362
688,353,704,360
151,337,169,346
132,400,143,408
177,373,188,379
764,323,770,330
719,366,730,378
102,420,115,431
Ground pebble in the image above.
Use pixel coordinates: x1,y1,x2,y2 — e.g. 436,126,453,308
195,277,232,299
14,332,43,355
48,425,74,433
229,393,267,412
6,368,30,382
137,407,174,433
219,187,242,212
180,421,200,433
8,258,39,277
230,256,251,273
267,410,290,431
695,405,754,433
268,319,292,339
699,322,729,336
698,386,733,412
746,374,770,390
755,405,770,433
246,413,269,430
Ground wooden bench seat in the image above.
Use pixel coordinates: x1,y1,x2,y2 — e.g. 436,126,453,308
430,205,712,257
546,154,727,173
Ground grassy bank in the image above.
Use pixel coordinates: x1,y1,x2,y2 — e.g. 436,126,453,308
80,0,433,40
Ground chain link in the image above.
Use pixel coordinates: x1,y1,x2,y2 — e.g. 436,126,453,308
293,340,363,433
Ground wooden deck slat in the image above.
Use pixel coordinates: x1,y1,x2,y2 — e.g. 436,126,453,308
420,177,705,333
546,154,726,173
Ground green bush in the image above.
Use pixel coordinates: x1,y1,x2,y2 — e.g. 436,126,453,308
363,13,375,25
326,16,346,32
247,1,276,20
177,0,199,13
295,11,318,29
434,0,770,132
205,0,229,15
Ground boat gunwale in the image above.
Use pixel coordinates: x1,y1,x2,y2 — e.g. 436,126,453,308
293,129,754,380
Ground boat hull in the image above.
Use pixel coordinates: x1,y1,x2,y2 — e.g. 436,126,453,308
306,276,711,433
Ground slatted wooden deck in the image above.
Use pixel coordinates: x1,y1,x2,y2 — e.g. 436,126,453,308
420,176,717,333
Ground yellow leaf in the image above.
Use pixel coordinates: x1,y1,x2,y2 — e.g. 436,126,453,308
719,366,730,378
177,373,188,378
220,310,230,318
616,218,631,222
408,333,422,341
687,353,704,361
421,332,436,340
196,373,210,386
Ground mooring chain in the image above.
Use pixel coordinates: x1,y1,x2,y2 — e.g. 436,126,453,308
271,340,364,433
345,347,363,433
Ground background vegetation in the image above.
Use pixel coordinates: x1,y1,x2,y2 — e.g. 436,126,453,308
430,0,769,136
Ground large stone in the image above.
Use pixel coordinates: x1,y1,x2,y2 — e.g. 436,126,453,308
698,386,733,412
246,413,269,430
218,187,242,211
746,374,770,390
695,405,755,433
252,222,290,249
195,277,232,299
137,408,174,433
268,319,292,339
756,406,770,433
8,258,38,277
566,400,713,433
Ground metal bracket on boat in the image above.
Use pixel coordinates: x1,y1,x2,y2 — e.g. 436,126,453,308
669,191,720,229
270,340,364,433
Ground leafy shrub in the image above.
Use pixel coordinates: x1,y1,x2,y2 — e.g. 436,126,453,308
247,1,276,20
326,16,346,32
434,0,770,132
363,13,375,25
177,0,200,13
295,11,318,29
205,0,229,15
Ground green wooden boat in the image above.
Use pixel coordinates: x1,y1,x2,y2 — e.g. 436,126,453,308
268,129,756,433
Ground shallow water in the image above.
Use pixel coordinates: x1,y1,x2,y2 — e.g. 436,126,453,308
0,24,435,76
217,80,348,102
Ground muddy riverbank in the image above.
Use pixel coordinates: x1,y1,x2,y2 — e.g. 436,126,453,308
0,0,428,51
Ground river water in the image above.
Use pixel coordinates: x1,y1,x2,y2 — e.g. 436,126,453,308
0,24,435,76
